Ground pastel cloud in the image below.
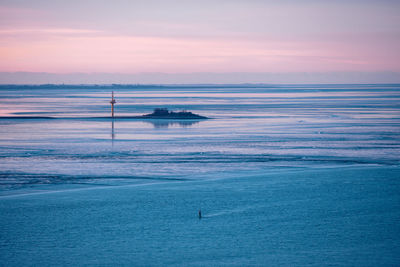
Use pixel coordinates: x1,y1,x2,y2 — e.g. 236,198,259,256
0,28,101,35
0,0,399,74
0,31,398,73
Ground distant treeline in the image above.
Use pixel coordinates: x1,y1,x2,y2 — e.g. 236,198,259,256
0,83,277,90
0,84,167,89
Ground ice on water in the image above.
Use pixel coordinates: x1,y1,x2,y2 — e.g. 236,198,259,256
0,84,400,266
1,84,399,190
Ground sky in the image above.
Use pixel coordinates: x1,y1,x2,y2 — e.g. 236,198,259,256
0,0,399,83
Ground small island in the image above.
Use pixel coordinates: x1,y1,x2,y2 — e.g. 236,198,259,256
139,108,208,119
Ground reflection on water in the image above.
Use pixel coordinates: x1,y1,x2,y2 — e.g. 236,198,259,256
111,119,115,145
144,120,200,129
109,119,200,143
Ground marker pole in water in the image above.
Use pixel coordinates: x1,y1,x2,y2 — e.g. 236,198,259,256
198,209,202,219
110,91,116,118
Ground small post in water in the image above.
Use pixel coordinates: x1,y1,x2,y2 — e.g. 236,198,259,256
198,209,202,219
110,91,116,118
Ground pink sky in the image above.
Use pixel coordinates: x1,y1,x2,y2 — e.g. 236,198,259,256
0,1,399,74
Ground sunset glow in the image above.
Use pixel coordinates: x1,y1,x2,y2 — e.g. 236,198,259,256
0,0,399,78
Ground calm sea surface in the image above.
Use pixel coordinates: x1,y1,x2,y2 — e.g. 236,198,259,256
0,84,399,266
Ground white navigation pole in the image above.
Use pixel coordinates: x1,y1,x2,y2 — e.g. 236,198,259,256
110,91,116,118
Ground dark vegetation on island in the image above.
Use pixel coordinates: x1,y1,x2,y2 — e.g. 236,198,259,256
139,108,208,119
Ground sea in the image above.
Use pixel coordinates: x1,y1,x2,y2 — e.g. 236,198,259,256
0,84,399,266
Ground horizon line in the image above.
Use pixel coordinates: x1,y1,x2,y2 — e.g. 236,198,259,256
1,83,400,86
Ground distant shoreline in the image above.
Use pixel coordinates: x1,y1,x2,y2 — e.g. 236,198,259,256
1,71,400,85
0,116,209,120
1,83,400,88
0,108,209,120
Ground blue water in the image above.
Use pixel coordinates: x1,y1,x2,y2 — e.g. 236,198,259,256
0,84,400,266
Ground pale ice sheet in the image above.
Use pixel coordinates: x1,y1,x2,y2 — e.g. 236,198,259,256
0,84,400,193
1,84,400,265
